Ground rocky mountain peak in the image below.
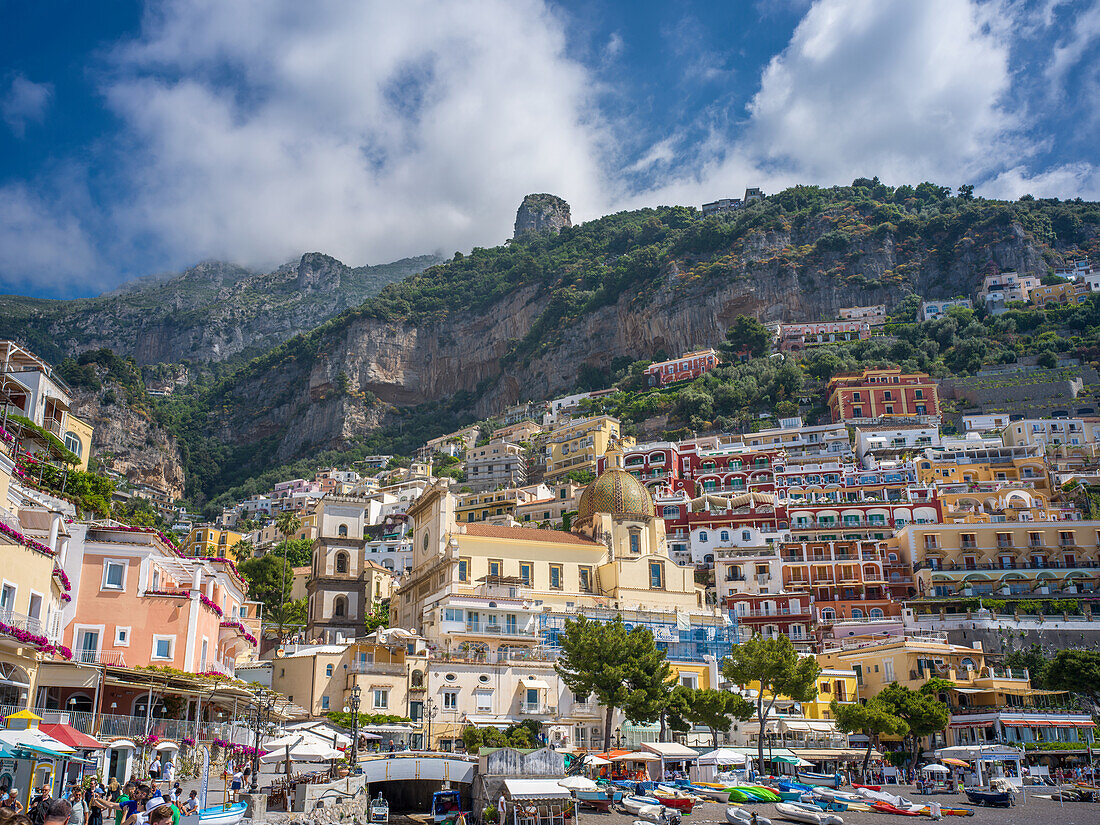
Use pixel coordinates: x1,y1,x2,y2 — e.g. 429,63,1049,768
296,252,347,292
514,193,571,239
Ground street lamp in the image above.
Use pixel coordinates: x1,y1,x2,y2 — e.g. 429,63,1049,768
424,697,437,752
249,690,278,795
345,684,362,766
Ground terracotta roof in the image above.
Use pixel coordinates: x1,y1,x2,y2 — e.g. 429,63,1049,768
461,523,598,546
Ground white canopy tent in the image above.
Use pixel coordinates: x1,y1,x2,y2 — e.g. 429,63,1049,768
697,748,748,765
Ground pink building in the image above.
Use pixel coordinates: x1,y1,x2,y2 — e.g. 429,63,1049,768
644,349,719,387
64,526,256,675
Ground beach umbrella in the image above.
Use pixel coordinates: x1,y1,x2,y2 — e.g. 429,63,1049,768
922,764,950,774
558,777,598,791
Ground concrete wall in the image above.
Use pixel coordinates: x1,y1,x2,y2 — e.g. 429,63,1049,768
293,772,367,811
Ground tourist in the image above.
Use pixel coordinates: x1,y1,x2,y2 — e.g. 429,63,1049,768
2,791,23,815
229,768,243,801
42,800,73,825
497,794,506,825
148,759,160,784
180,794,197,818
160,762,172,788
67,788,88,825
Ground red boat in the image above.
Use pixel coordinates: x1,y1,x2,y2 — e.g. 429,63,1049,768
851,783,881,792
655,796,695,813
870,802,921,816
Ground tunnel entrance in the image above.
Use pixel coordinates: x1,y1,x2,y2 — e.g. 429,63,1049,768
367,780,471,814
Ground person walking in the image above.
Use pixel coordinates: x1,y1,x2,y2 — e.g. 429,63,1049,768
160,762,173,788
148,759,160,783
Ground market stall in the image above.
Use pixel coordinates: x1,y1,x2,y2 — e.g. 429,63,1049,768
641,741,699,781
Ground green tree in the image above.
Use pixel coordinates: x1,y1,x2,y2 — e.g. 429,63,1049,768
957,184,975,200
274,511,303,639
722,316,773,359
1046,650,1100,708
269,598,307,643
831,698,909,779
721,636,822,773
875,682,951,767
555,616,670,752
365,600,390,634
229,538,254,564
682,688,754,748
1003,645,1050,688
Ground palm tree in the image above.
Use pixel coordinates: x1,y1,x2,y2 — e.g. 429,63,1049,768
274,511,303,639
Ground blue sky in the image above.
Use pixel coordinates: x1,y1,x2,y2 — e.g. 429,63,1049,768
1,0,1098,298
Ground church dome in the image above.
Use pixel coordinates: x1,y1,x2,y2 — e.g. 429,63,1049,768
576,467,655,523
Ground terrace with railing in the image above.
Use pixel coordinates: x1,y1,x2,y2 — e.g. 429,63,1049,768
0,705,256,745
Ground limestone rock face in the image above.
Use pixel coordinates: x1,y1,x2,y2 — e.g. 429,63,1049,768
70,385,186,499
514,194,571,239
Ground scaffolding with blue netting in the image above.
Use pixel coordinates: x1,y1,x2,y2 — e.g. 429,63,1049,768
537,608,737,664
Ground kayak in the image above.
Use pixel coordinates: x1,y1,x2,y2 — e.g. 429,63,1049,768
869,801,921,817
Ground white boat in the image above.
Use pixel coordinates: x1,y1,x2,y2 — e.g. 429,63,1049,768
623,797,665,822
695,786,731,802
795,772,841,789
773,802,842,825
727,806,770,825
197,803,247,825
855,788,914,808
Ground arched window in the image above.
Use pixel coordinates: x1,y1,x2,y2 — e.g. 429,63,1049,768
851,608,864,620
662,506,680,518
699,531,709,543
338,524,348,537
820,608,836,621
720,531,730,542
869,608,884,619
64,432,83,458
335,553,348,574
961,657,976,671
325,664,333,676
333,596,347,618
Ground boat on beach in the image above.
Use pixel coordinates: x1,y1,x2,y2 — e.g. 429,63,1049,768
726,806,770,825
773,802,843,825
794,772,841,789
198,803,247,825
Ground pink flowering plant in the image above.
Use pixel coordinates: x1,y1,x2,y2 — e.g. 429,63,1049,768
219,620,258,646
199,594,224,616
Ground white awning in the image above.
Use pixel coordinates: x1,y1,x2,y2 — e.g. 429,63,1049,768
504,779,572,800
806,721,837,732
518,678,551,691
641,741,699,760
780,720,811,732
610,751,660,762
466,715,520,729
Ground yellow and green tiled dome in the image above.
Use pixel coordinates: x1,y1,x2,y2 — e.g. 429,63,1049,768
576,467,655,522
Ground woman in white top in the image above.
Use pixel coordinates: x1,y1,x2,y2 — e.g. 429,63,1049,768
162,761,174,785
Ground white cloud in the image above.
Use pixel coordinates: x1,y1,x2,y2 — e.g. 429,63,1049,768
627,0,1035,207
1046,1,1100,88
984,162,1100,201
0,185,98,294
2,75,53,137
100,0,611,269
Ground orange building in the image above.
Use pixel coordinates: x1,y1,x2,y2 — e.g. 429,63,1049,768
780,539,904,628
64,525,257,675
826,367,940,425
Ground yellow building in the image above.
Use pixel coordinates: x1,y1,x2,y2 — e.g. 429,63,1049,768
184,525,245,557
916,443,1048,495
1030,281,1088,307
492,420,543,443
63,414,94,472
455,488,527,524
733,667,859,753
514,482,584,528
891,519,1100,601
270,637,427,728
935,482,1052,524
289,566,311,600
544,415,633,482
0,443,67,708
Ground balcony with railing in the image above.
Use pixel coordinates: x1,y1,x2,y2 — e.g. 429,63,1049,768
73,649,127,667
0,608,52,641
0,705,256,745
519,702,556,716
348,660,406,675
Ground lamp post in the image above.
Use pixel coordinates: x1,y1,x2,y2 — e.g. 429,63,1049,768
249,690,277,794
424,697,437,752
345,684,362,766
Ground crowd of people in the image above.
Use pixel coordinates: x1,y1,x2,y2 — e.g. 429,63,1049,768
0,777,202,825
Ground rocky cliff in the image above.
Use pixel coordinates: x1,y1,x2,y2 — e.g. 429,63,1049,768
187,186,1098,499
71,386,186,499
0,252,442,365
514,193,571,238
